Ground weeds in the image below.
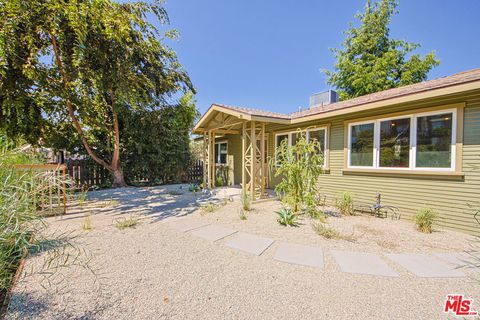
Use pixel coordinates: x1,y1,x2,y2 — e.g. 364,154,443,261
414,207,437,233
336,191,354,215
101,197,119,208
312,222,358,242
82,215,92,231
305,206,326,222
239,208,247,221
241,191,252,211
275,207,298,226
201,201,222,214
115,216,140,230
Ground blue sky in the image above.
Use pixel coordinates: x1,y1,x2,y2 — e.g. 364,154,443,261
162,0,480,115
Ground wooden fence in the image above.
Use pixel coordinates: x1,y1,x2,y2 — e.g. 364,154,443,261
66,159,110,189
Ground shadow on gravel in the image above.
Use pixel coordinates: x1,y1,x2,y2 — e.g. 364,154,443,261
5,292,50,319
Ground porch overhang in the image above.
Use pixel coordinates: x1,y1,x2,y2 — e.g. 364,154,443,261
192,103,290,134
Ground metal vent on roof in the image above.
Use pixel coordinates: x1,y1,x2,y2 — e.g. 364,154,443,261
309,90,338,108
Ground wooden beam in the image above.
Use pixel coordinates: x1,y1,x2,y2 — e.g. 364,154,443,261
212,129,240,135
250,121,256,201
242,122,246,193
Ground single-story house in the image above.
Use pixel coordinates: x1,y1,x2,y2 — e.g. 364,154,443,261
193,68,480,235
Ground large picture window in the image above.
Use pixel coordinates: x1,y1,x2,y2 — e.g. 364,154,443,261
347,109,457,171
215,142,228,164
275,127,328,166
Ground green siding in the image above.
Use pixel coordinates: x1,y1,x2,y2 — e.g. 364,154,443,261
262,95,480,235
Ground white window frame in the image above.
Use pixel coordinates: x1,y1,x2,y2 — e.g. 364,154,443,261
215,141,228,165
347,108,457,171
274,127,328,166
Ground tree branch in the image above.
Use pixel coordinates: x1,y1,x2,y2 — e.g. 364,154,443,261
50,31,113,171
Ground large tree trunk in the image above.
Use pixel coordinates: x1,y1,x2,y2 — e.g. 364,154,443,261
112,167,126,188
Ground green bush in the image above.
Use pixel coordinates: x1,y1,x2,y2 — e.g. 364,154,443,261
241,191,252,211
336,192,354,215
414,207,437,233
275,207,298,226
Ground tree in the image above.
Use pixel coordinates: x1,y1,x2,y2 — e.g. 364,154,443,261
272,133,324,213
0,0,194,187
324,0,440,101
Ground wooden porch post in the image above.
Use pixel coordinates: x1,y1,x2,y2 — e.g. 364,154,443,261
242,122,246,194
260,122,265,197
211,131,216,188
250,121,256,201
203,133,208,187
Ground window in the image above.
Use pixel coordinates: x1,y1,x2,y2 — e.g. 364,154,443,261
347,109,457,171
275,127,328,166
415,112,453,168
379,118,410,168
349,123,375,167
215,142,228,164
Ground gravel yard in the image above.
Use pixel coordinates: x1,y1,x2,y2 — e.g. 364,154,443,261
6,185,480,320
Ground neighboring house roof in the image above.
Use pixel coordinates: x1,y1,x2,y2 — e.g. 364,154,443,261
194,68,480,132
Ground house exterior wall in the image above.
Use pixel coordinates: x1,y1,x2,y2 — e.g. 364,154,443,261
264,92,480,235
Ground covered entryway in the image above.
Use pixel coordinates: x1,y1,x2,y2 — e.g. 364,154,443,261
193,104,290,201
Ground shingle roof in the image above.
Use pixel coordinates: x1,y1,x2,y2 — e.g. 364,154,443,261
212,68,480,121
213,103,291,119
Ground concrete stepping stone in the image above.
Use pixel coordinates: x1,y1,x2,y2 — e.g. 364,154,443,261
224,232,274,256
432,252,472,268
331,250,399,277
273,243,324,268
168,219,209,232
189,225,237,241
385,253,465,278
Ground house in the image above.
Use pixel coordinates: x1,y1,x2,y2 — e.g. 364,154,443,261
193,68,480,235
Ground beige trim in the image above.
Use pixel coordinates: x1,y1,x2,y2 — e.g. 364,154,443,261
343,103,465,173
291,81,480,124
342,169,465,180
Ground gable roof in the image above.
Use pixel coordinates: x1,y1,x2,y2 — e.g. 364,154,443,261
194,68,480,132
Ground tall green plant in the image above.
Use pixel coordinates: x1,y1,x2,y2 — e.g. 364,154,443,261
272,132,324,213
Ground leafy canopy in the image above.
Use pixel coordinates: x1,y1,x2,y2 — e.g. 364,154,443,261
324,0,440,100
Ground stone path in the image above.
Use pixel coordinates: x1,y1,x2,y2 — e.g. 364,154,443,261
167,219,470,278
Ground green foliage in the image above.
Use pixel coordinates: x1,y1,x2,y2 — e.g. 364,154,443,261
121,93,199,184
275,207,298,227
201,201,223,214
82,215,92,231
0,0,196,185
272,132,324,213
241,191,252,211
188,183,201,193
414,207,437,233
336,192,354,215
0,138,87,307
115,216,140,230
305,207,326,222
324,0,439,100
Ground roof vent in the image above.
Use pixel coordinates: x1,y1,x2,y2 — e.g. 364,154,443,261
309,90,338,108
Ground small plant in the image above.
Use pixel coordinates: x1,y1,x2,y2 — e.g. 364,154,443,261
188,183,201,193
82,215,92,231
215,176,224,187
241,191,252,211
239,208,247,220
77,188,89,207
312,222,357,242
305,206,326,222
414,207,437,233
336,191,354,215
115,216,140,230
201,202,221,214
275,207,298,226
101,197,119,208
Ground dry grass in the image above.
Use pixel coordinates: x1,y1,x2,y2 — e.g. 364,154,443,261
115,216,140,230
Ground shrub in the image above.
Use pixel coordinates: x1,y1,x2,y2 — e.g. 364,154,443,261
275,207,298,226
188,183,201,193
115,216,140,230
201,201,222,214
336,192,354,215
305,206,326,222
414,207,437,233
